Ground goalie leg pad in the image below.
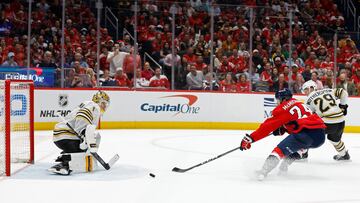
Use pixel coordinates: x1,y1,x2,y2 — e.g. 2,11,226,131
66,152,98,173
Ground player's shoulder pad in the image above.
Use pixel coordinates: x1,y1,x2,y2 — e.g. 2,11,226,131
334,88,345,98
306,89,324,104
82,101,101,113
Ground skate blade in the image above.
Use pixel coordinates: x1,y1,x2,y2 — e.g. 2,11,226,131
277,170,288,176
48,168,70,175
255,170,267,181
294,158,308,163
334,159,352,162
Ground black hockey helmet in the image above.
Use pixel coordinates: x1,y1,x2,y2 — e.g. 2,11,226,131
275,88,293,103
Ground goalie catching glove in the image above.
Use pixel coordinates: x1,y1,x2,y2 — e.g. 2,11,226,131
240,134,254,151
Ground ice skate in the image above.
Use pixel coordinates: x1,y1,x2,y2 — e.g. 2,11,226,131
333,151,350,161
278,162,289,176
48,162,72,175
255,169,268,181
294,150,308,162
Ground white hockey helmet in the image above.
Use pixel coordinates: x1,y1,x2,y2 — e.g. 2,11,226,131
301,80,317,94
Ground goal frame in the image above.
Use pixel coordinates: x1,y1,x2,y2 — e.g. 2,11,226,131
3,79,34,176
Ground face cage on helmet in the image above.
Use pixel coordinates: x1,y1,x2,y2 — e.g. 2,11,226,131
98,98,110,113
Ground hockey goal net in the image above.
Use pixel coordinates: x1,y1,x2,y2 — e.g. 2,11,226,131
0,80,34,176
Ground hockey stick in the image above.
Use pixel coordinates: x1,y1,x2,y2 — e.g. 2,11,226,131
172,146,241,173
56,113,119,170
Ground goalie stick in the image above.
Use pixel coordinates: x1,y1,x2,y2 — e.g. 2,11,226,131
56,112,119,170
172,146,240,173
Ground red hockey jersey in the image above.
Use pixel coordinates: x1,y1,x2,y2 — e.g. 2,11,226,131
251,98,325,142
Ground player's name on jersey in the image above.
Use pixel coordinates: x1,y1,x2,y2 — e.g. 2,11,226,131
282,99,297,110
307,89,333,104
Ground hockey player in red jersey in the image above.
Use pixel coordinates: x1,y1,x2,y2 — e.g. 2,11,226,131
239,89,326,180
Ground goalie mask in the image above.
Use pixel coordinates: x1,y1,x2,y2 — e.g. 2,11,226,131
92,91,110,114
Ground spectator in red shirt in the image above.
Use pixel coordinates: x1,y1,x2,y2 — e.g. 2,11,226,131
260,62,273,86
305,51,317,69
149,67,170,89
352,55,360,73
122,47,141,80
229,49,246,73
320,56,334,70
99,46,110,71
351,69,360,87
220,72,237,92
194,55,207,71
237,73,251,92
218,56,235,75
290,64,300,81
182,47,197,66
114,68,130,87
141,62,154,81
64,19,79,38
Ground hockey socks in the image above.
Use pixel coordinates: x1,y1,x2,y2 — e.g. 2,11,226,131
331,140,346,155
257,155,280,180
257,153,281,180
330,140,349,157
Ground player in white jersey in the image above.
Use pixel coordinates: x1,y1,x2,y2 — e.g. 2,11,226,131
48,91,110,175
302,80,350,160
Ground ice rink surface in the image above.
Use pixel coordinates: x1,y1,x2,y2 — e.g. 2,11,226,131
1,129,360,203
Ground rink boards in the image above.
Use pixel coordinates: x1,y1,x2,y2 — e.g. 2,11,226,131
34,88,360,132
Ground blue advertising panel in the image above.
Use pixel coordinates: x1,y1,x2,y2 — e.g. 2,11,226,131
0,66,55,87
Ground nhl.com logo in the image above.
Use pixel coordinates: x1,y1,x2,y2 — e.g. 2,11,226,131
58,94,69,107
140,94,200,116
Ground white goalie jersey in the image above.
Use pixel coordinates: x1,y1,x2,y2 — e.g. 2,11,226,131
305,88,348,124
53,101,101,142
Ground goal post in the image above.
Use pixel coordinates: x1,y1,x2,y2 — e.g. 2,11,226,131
0,80,34,176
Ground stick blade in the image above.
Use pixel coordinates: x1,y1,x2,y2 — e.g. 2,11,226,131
172,167,187,173
108,154,120,168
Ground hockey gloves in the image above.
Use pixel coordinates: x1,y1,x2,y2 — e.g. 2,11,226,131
339,104,348,116
273,126,286,136
240,134,254,151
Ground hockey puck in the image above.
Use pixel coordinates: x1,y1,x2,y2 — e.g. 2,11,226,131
149,173,155,178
